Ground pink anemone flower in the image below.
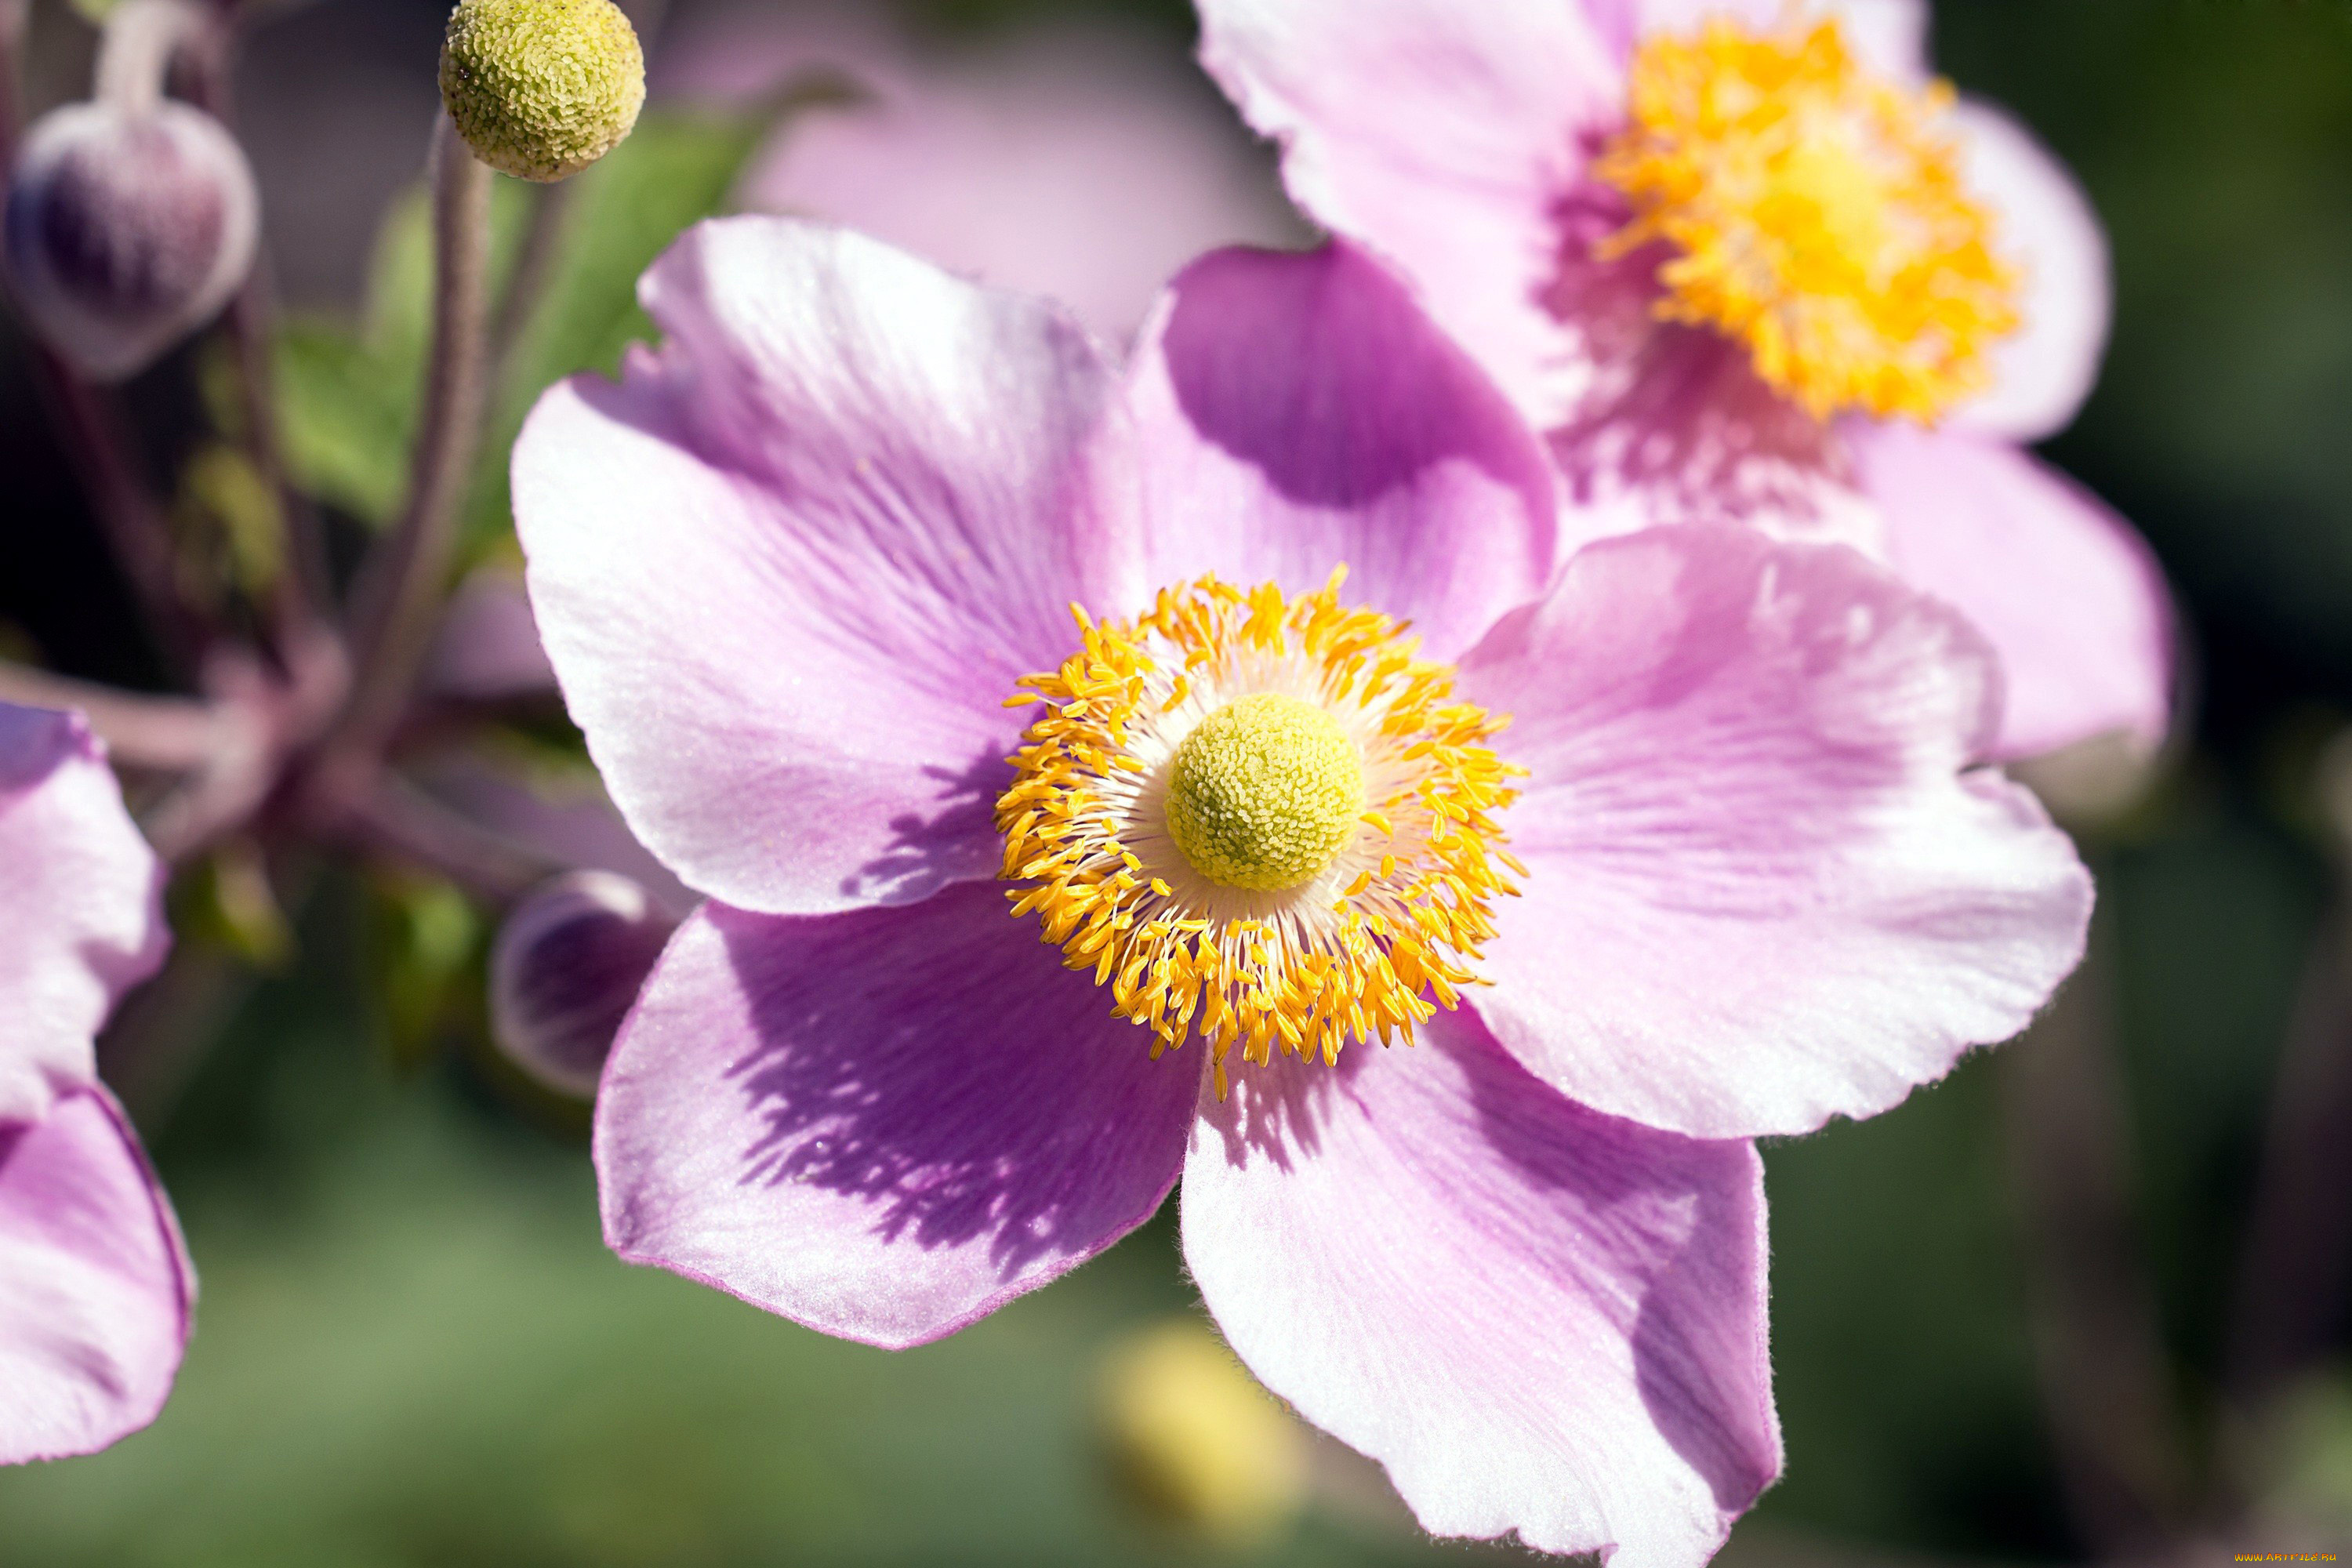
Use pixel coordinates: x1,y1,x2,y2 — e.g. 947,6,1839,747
0,702,191,1464
659,6,1305,346
1196,0,2173,763
513,216,2090,1564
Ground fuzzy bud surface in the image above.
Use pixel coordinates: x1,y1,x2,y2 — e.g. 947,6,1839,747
439,0,646,182
4,100,259,380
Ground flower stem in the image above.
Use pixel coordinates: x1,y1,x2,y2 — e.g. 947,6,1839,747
0,0,25,140
344,775,558,907
0,662,219,771
488,178,569,378
331,116,495,760
2226,904,2352,1403
223,280,343,669
96,935,254,1130
94,0,209,120
2000,913,2194,1555
0,1,209,676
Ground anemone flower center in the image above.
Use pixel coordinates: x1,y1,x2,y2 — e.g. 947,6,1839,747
1166,693,1366,892
995,570,1524,1095
1592,17,2020,424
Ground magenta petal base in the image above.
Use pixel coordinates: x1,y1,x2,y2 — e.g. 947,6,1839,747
596,886,1200,1348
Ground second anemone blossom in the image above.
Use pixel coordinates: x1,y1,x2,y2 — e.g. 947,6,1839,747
0,702,190,1465
514,216,2091,1566
1197,0,2173,762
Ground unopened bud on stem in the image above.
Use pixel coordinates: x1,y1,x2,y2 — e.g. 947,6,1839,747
438,0,645,183
490,870,673,1098
3,0,259,379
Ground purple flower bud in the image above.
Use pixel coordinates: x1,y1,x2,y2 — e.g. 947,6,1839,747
5,99,259,380
490,871,675,1098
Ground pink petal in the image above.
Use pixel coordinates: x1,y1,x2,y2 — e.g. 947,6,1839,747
0,704,167,1125
1852,421,2172,760
0,1086,193,1465
1457,524,2092,1138
1195,0,1621,427
595,885,1200,1349
1183,1005,1777,1567
1118,242,1557,661
688,13,1304,347
514,217,1124,916
1542,300,1878,551
1947,100,2111,443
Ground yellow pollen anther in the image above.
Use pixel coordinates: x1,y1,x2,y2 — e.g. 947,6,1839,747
1165,695,1365,892
1593,18,2020,423
993,572,1523,1091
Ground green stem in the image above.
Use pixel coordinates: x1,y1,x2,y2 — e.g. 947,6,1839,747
0,1,215,677
487,177,569,379
330,117,495,760
1999,912,2194,1553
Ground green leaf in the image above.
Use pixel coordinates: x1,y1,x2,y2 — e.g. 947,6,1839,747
262,104,785,552
365,870,486,1071
270,320,416,525
267,179,535,529
462,106,786,550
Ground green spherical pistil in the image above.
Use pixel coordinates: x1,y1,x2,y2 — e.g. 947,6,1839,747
439,0,645,182
1165,694,1366,893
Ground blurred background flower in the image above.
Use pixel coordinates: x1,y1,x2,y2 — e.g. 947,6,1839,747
662,1,1305,344
1,1,2351,1564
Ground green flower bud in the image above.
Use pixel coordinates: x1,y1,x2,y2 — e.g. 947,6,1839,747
438,0,644,182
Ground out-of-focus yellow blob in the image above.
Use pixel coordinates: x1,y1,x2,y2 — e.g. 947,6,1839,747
1595,17,2019,423
1094,1317,1309,1545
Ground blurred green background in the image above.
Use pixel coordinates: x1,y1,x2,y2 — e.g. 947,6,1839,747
6,1,2352,1563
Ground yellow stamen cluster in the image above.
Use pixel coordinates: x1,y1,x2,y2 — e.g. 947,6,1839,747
1593,18,2020,423
996,571,1523,1096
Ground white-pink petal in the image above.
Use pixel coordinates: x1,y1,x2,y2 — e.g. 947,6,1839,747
0,705,167,1125
1948,100,2112,443
1184,1005,1777,1568
1196,0,1621,428
1611,0,1928,79
1853,420,2172,760
1457,525,2093,1138
697,13,1304,347
514,218,1123,917
0,1087,193,1465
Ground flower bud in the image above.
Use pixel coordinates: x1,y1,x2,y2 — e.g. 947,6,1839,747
439,0,646,182
4,99,259,380
489,870,673,1098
